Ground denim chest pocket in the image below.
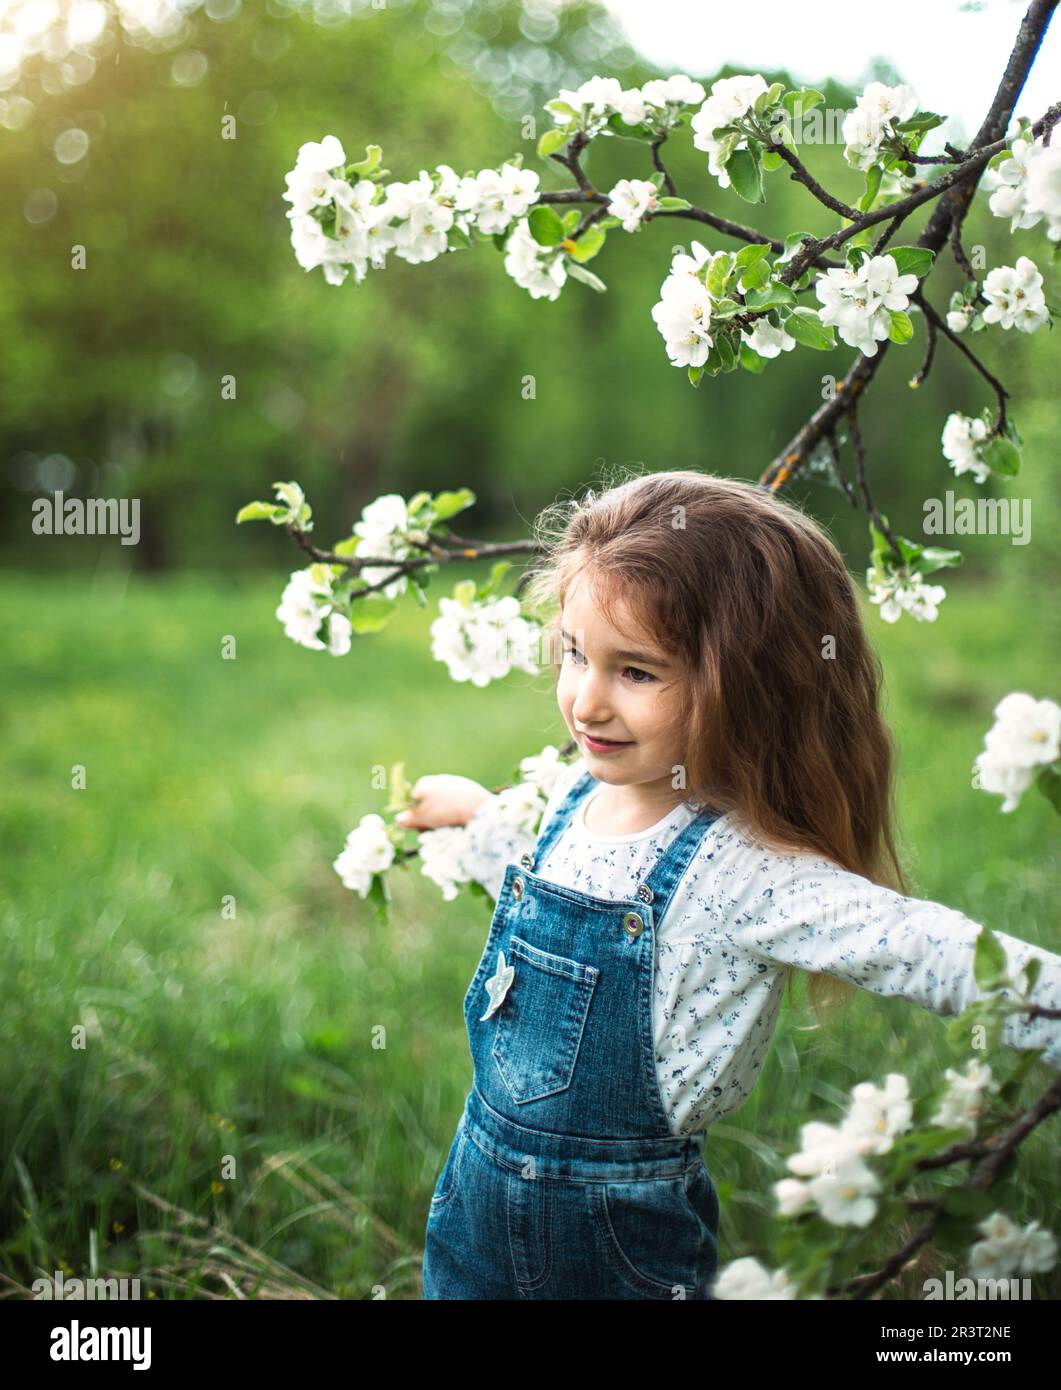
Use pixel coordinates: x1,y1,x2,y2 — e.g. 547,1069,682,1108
491,935,599,1105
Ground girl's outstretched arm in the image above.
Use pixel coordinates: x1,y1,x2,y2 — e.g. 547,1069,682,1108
721,847,1061,1071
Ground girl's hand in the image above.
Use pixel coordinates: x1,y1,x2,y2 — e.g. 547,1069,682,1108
394,775,492,830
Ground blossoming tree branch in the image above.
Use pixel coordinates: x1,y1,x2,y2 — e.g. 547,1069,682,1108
235,1,1061,1298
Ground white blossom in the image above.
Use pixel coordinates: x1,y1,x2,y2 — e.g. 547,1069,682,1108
815,254,917,358
981,256,1049,334
740,318,796,358
518,744,569,798
968,1212,1058,1279
691,74,769,189
946,303,975,334
941,412,991,483
842,82,919,171
275,567,352,655
931,1059,997,1137
1024,138,1061,240
503,218,568,301
613,86,648,126
809,1150,881,1226
642,74,706,109
333,812,395,894
713,1257,802,1300
975,692,1061,812
352,493,413,599
417,824,475,901
606,177,660,231
282,135,347,216
842,1073,914,1156
987,134,1061,238
651,242,715,367
550,74,623,135
867,569,947,624
455,163,540,236
430,593,542,686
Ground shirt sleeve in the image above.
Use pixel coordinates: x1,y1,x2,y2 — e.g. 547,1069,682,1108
463,756,586,901
723,846,1061,1071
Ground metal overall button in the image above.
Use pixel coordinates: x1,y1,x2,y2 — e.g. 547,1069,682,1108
636,883,654,904
622,911,645,938
520,853,535,870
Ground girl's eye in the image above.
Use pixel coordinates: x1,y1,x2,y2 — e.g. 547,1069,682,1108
563,646,655,685
623,666,656,685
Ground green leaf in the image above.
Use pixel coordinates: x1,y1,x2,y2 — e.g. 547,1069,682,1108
347,144,382,178
917,546,963,574
735,242,771,270
887,246,935,279
761,150,783,172
657,196,692,210
687,364,705,387
385,760,415,812
333,536,360,557
453,579,477,609
477,559,513,599
744,282,796,312
783,308,835,350
726,147,765,203
567,261,607,292
235,501,284,524
981,435,1021,477
858,165,883,213
715,331,738,372
366,871,390,923
887,309,914,343
895,111,944,135
561,209,582,233
1036,764,1061,816
777,231,815,265
273,480,305,510
782,88,824,116
710,298,743,319
738,343,767,373
537,127,568,159
527,205,566,247
706,253,734,300
430,487,476,521
568,225,607,262
974,925,1009,991
543,99,577,120
347,596,398,633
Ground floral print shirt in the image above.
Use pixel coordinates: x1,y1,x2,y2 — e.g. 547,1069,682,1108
463,756,1061,1137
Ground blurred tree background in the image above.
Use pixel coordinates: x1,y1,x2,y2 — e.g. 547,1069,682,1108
1,0,1059,1302
1,0,1057,583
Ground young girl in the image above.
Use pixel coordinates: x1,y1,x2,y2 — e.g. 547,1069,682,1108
397,469,1061,1301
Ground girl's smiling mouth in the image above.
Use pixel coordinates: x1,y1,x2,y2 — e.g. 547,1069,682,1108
579,731,635,754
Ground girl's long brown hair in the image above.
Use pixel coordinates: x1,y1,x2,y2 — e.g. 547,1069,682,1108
522,466,912,1022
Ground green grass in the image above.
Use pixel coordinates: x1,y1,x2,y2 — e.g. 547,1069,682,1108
1,569,1057,1299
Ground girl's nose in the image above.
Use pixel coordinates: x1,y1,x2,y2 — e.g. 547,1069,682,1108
571,673,611,724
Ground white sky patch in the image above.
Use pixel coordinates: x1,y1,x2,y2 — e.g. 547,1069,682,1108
601,0,1060,148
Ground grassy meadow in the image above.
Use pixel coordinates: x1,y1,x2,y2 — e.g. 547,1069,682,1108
1,565,1058,1299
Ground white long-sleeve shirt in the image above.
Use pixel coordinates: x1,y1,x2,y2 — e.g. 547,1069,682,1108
463,756,1061,1137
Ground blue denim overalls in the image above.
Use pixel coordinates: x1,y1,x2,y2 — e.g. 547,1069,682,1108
422,767,723,1300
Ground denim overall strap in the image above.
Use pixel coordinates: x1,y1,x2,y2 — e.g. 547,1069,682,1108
524,767,597,869
526,766,720,925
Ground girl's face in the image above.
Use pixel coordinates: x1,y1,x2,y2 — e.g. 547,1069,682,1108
556,573,687,794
